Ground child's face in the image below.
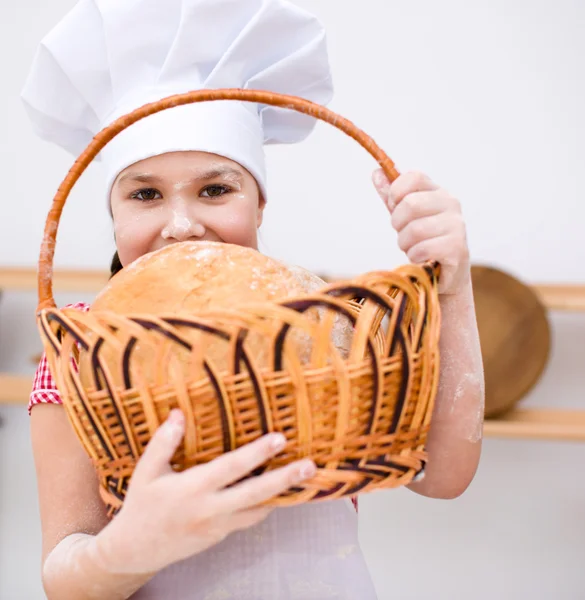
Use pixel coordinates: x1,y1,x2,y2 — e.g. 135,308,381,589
110,151,265,267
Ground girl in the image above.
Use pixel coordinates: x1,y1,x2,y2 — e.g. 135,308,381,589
22,0,484,598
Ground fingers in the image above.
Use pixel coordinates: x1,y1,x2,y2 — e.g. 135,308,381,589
227,506,274,533
396,213,463,255
405,234,468,266
180,433,288,492
373,170,438,212
215,458,317,513
372,169,393,206
389,172,439,210
373,169,466,268
132,409,185,484
196,506,274,542
391,191,459,232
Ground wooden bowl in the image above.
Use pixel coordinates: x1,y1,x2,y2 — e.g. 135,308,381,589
471,265,551,418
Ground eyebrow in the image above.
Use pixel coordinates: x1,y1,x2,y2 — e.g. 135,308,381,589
117,166,245,186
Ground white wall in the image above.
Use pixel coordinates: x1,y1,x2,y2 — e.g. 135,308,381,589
1,0,584,598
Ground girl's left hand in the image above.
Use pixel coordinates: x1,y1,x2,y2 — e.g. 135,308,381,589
373,170,471,295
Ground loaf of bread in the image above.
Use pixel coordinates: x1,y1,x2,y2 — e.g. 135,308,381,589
81,241,352,389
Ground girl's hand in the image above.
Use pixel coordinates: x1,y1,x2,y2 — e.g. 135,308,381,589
373,170,471,295
95,410,315,575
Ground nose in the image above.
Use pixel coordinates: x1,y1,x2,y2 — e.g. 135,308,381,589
161,205,205,242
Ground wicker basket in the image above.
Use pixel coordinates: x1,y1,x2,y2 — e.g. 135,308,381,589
36,89,441,515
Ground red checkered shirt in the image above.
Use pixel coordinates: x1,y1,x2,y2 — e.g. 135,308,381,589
29,301,358,511
29,302,90,414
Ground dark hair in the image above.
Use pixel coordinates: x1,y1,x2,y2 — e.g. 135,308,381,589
110,251,123,278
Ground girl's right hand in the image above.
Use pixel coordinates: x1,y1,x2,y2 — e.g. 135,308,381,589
94,409,315,575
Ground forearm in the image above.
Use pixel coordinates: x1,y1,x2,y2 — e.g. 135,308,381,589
43,531,156,600
408,274,485,499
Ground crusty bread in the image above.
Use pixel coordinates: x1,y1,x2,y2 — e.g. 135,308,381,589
93,241,311,315
82,241,351,389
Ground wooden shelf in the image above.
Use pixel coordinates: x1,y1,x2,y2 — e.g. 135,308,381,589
1,374,583,442
483,408,585,442
532,284,585,312
0,267,109,294
0,374,34,406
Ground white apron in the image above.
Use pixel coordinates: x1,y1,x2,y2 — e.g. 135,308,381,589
132,499,378,599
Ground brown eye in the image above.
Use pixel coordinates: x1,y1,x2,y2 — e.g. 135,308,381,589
131,188,161,201
201,185,230,198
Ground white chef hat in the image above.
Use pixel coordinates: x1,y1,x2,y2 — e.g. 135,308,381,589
21,0,333,201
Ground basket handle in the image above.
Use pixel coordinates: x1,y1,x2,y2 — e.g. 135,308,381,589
37,88,404,311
